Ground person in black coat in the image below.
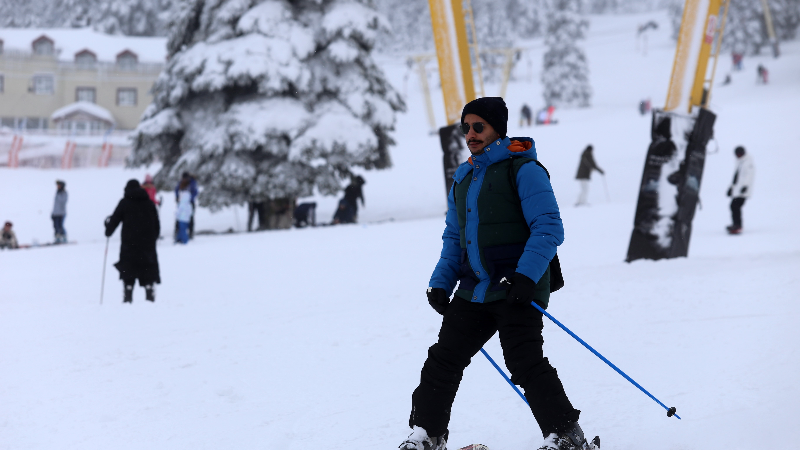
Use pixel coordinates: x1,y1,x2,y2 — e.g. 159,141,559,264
332,176,365,224
574,145,604,206
105,179,161,303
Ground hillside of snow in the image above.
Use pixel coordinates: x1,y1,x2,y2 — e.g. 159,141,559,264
2,10,799,450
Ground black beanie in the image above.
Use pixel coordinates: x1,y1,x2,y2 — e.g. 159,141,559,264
734,146,746,157
461,97,508,138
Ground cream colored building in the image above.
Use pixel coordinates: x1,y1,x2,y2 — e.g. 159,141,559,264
0,28,166,133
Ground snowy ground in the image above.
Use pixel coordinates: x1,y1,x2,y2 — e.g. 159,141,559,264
2,10,800,450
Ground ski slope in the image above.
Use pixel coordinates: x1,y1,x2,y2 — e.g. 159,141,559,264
2,10,799,450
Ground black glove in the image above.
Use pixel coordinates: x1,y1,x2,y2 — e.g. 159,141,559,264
427,287,450,315
500,273,538,305
740,186,747,194
726,187,732,197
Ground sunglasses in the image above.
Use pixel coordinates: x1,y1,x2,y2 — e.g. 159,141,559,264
460,122,486,135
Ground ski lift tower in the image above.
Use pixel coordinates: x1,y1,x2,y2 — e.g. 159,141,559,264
427,0,482,195
626,0,730,262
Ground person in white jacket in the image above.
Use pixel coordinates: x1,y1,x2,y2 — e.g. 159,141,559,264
726,146,754,234
175,179,194,244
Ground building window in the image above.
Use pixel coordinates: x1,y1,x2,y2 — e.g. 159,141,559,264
32,36,55,56
32,74,54,95
76,87,96,103
117,88,137,106
0,75,4,93
116,51,138,70
75,50,97,69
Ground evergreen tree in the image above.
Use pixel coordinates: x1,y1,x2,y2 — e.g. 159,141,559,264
130,0,405,210
0,0,175,36
541,0,591,108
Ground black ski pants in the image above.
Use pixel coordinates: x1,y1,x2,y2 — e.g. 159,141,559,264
730,197,746,228
410,297,579,438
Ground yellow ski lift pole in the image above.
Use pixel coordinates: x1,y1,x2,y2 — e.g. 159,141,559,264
428,0,477,125
702,0,730,109
689,0,723,112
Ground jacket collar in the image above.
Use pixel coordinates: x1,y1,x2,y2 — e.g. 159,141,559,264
453,137,537,183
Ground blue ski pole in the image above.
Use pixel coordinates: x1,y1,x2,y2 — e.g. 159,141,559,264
479,348,529,405
529,301,680,420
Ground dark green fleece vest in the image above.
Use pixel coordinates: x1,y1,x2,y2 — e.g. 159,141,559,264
453,157,551,304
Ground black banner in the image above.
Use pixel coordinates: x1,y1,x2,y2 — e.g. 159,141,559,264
439,124,465,196
626,108,716,262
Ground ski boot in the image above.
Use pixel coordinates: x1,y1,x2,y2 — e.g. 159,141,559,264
123,284,134,303
399,426,448,450
538,423,599,450
144,285,155,302
726,225,742,235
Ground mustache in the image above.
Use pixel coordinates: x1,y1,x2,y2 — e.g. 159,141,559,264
467,139,482,145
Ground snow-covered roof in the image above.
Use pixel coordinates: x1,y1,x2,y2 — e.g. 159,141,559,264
51,101,116,125
0,28,166,63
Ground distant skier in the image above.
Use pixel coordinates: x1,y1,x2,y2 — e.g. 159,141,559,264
51,180,68,243
757,64,768,84
400,97,595,450
175,179,194,244
174,172,198,240
332,176,365,224
104,179,161,303
638,98,651,115
732,52,743,71
726,146,754,234
520,103,532,127
0,221,19,249
575,145,604,206
535,105,557,125
142,174,161,206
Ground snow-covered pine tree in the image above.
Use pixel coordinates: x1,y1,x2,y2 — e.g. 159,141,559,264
130,0,405,210
541,0,591,108
1,0,175,37
724,0,766,55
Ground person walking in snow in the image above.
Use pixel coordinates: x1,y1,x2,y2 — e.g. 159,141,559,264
332,176,365,224
174,172,198,240
175,179,194,244
574,145,604,206
104,180,161,303
51,180,68,243
726,146,754,234
0,221,19,249
520,103,532,127
142,174,161,206
400,97,593,450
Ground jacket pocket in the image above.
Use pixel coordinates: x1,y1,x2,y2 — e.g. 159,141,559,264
483,243,526,292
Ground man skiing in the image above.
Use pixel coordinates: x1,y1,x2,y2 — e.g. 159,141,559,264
52,180,68,243
400,97,594,450
574,145,604,206
105,180,161,302
726,146,754,234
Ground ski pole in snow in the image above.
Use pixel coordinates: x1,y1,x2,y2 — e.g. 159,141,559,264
529,301,680,419
601,174,611,202
100,236,110,305
479,348,529,406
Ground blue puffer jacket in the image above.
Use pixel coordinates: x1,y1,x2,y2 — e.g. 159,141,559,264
429,136,564,303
